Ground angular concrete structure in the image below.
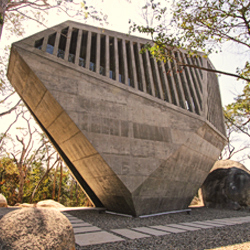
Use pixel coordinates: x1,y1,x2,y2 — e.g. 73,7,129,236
7,21,226,216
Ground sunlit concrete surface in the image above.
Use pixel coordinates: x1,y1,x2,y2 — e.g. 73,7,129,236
7,21,226,216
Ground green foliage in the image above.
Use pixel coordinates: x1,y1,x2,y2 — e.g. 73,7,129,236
173,0,250,54
130,0,250,82
0,157,19,205
224,84,250,135
0,156,89,207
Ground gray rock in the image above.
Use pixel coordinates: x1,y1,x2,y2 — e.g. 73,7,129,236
0,194,7,207
0,208,75,250
210,160,250,173
202,161,250,210
37,199,65,208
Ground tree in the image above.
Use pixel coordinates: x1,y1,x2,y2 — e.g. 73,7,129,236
221,84,250,161
0,0,106,206
0,156,19,205
0,110,46,203
130,0,250,82
129,0,250,163
29,136,60,203
0,0,106,40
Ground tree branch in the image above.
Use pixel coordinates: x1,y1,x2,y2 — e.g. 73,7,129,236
225,115,250,138
0,99,21,117
178,63,250,82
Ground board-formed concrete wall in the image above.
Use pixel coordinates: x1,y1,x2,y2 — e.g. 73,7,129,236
7,21,226,216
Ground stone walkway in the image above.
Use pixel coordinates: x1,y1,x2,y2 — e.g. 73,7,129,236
60,212,250,247
1,208,250,248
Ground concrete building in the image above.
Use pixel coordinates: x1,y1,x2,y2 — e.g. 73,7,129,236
7,21,226,216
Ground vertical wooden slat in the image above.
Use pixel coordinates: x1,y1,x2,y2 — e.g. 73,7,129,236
74,29,82,66
122,39,129,85
177,52,195,112
153,58,164,100
182,53,201,114
114,37,119,82
41,36,48,52
64,26,72,61
85,31,92,70
159,61,172,103
95,33,101,74
172,51,186,108
130,42,138,90
166,60,179,106
137,43,146,93
191,56,203,93
145,51,155,96
202,58,208,118
105,35,110,77
53,32,61,56
185,55,203,108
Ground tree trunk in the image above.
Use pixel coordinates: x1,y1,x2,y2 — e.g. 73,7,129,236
0,0,8,40
29,168,53,203
69,179,74,206
57,162,62,203
52,164,58,200
17,169,24,203
75,182,78,206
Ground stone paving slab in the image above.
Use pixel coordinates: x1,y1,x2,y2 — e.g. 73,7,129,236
180,222,214,229
64,215,78,218
71,222,93,228
219,219,243,225
198,220,226,227
210,219,238,225
167,223,201,231
65,216,80,220
75,231,124,246
111,228,151,239
68,219,85,224
73,226,101,234
227,217,250,223
132,226,170,236
150,225,186,233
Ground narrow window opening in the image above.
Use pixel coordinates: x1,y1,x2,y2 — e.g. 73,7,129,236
68,28,79,63
109,37,115,80
57,27,68,59
179,54,199,114
171,52,185,108
180,53,200,114
157,61,169,102
126,41,134,87
164,61,177,105
79,31,88,68
185,54,202,108
141,45,152,95
100,35,106,76
46,33,56,54
175,52,193,112
191,56,203,90
118,39,125,83
34,38,44,50
149,52,160,98
133,43,143,91
89,33,97,71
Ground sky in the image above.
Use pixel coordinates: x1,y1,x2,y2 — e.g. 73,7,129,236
0,0,249,167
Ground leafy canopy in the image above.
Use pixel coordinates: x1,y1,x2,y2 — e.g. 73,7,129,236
130,0,250,82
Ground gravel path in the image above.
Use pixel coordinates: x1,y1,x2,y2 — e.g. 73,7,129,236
68,207,250,250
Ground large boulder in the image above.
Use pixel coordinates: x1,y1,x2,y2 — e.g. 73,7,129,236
0,194,7,207
37,199,65,209
0,208,75,250
210,160,250,173
201,160,250,210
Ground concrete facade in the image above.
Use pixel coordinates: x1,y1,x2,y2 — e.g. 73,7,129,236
7,21,226,216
